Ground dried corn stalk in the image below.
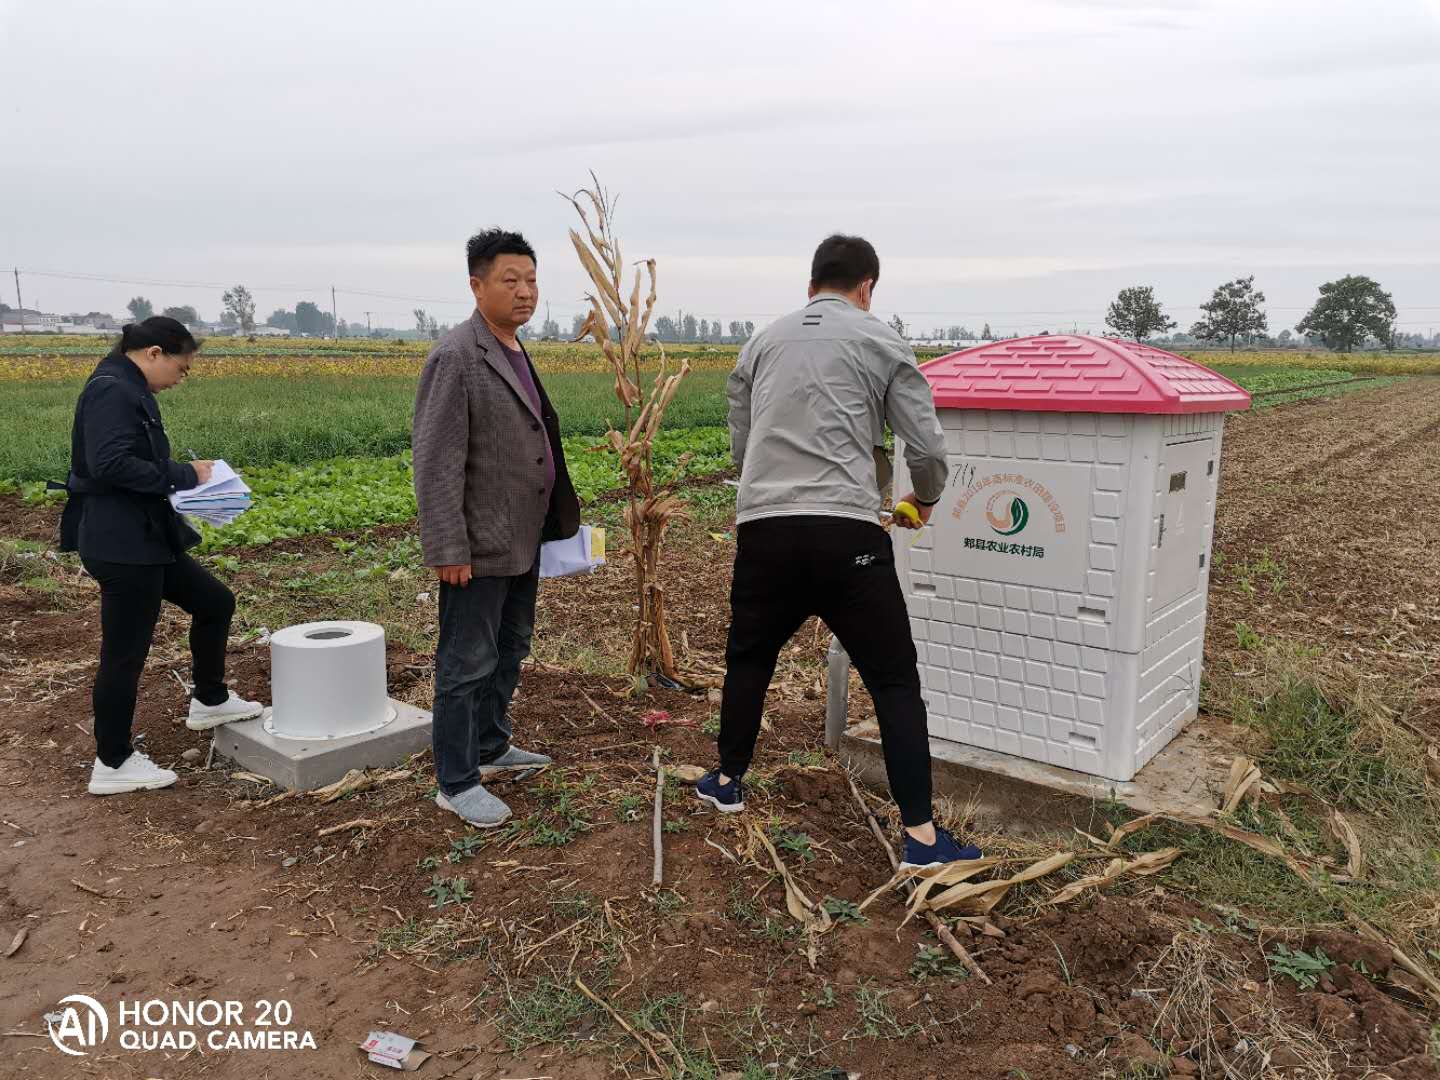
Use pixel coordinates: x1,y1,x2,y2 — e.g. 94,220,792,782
562,174,692,687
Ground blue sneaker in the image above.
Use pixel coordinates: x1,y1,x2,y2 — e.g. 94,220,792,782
695,769,745,814
900,826,983,869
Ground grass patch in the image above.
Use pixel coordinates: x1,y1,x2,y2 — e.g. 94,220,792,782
501,770,595,847
1238,674,1431,817
222,536,435,651
846,984,919,1040
498,976,601,1052
1146,653,1440,965
368,915,490,965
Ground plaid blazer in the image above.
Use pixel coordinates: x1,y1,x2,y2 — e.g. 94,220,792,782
412,311,579,577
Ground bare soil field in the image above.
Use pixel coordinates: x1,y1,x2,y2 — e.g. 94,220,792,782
2,381,1438,1078
1204,379,1440,732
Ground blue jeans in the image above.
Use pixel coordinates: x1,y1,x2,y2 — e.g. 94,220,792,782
432,558,539,796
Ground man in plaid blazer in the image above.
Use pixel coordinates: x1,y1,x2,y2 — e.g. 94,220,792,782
412,228,580,827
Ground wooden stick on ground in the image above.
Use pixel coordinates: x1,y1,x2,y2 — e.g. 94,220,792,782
845,774,991,984
652,747,665,887
575,976,672,1079
70,879,118,900
317,818,381,837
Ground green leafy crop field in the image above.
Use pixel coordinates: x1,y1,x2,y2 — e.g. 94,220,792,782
0,337,1423,548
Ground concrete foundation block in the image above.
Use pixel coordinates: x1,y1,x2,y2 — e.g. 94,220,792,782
840,713,1233,834
213,698,432,791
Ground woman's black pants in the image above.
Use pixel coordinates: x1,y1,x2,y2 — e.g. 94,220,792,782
81,554,235,768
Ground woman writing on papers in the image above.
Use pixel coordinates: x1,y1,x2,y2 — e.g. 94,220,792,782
58,317,262,796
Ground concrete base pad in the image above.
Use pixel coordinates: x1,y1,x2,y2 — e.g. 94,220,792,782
213,698,432,791
840,715,1237,833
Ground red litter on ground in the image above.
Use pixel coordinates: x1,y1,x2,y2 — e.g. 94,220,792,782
642,709,693,730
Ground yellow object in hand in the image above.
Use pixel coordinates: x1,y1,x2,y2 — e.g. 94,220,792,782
893,500,921,527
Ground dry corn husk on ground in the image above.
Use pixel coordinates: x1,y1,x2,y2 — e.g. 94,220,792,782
562,173,693,688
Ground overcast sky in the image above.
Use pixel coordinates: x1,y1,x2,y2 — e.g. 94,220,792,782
2,0,1437,335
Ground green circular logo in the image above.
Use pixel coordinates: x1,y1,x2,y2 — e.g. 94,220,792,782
985,492,1030,536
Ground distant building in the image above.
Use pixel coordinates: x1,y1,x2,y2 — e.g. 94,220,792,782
69,312,122,329
0,309,60,332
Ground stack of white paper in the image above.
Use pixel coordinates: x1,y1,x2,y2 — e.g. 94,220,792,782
169,459,252,527
539,525,606,578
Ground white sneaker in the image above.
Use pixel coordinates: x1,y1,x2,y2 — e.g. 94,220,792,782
88,751,178,796
186,691,264,731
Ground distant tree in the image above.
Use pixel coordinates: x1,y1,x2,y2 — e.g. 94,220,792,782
413,308,429,335
571,313,587,339
296,301,327,336
541,314,560,339
1295,275,1396,353
727,320,742,341
221,286,256,334
653,316,676,342
267,308,297,331
1190,276,1267,352
127,296,154,320
0,301,10,314
982,322,992,340
682,313,698,342
744,320,754,340
517,325,534,342
1105,285,1176,343
697,319,709,341
888,314,907,339
1277,329,1293,345
161,305,198,325
337,318,350,338
220,310,238,328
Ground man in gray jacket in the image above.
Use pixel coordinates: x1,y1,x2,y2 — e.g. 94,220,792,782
413,229,580,827
696,234,982,868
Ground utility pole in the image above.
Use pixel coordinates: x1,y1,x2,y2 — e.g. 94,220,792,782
331,286,339,340
364,311,373,334
13,269,24,333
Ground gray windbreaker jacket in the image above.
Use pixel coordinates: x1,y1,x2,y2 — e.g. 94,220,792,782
727,293,949,525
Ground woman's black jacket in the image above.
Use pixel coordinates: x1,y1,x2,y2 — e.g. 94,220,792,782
56,351,201,565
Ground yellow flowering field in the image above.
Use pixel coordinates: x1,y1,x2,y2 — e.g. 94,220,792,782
1184,350,1440,375
0,335,741,380
3,332,1433,382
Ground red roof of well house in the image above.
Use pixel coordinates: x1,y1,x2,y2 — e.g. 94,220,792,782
920,335,1251,414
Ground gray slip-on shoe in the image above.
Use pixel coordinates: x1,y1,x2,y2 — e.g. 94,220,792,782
435,784,512,828
477,745,553,778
